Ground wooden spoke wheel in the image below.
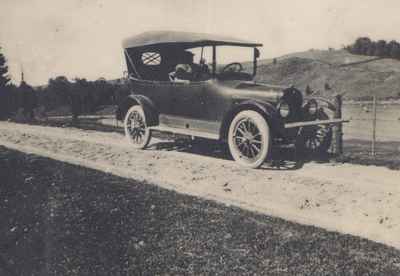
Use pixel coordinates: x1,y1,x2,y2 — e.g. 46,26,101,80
228,110,271,168
124,105,152,149
296,110,333,157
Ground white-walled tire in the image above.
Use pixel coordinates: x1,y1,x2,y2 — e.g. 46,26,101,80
228,110,271,168
124,105,151,149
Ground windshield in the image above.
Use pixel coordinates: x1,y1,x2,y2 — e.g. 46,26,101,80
187,46,256,81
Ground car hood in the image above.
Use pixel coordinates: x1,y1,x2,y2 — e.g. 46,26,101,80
225,80,287,102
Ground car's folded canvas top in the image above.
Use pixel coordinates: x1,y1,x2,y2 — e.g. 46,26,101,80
123,30,262,49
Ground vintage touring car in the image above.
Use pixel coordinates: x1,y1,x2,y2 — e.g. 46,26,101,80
116,31,346,168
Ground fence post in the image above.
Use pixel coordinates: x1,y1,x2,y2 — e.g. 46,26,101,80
334,94,343,155
371,95,377,156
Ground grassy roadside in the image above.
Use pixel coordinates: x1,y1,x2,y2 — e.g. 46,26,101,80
339,139,400,170
1,146,400,275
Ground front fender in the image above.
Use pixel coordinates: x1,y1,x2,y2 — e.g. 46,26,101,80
220,99,284,141
116,94,159,126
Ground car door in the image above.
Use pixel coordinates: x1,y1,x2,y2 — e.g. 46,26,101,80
132,80,173,116
166,80,221,134
162,81,200,129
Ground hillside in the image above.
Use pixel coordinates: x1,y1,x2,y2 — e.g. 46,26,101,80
254,49,400,100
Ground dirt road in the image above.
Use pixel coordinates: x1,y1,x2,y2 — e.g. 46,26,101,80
0,121,399,249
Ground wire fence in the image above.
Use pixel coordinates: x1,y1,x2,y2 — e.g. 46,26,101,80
342,96,400,155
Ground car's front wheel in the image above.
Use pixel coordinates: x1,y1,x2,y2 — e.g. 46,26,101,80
228,110,271,168
124,105,151,149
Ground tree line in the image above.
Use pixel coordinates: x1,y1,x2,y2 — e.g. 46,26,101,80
0,46,130,121
345,37,400,59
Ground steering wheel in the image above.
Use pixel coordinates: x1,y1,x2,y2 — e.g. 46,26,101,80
221,62,243,73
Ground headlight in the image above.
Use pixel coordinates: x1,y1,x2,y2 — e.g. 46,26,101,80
307,100,318,115
278,101,290,118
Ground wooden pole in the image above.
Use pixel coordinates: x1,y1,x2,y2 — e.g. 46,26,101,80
334,94,343,155
212,45,216,77
371,95,377,156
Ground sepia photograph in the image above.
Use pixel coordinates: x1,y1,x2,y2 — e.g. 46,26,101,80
0,0,399,275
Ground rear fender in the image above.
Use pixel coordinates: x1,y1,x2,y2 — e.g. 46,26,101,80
116,94,159,126
220,99,284,141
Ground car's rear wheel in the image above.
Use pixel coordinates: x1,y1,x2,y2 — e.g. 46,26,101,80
228,110,271,168
124,105,151,149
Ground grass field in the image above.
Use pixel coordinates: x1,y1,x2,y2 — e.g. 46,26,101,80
1,146,400,275
254,49,400,100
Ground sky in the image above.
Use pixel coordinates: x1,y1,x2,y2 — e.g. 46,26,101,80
1,0,400,86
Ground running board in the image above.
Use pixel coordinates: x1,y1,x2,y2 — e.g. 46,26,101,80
284,118,349,129
149,125,219,140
